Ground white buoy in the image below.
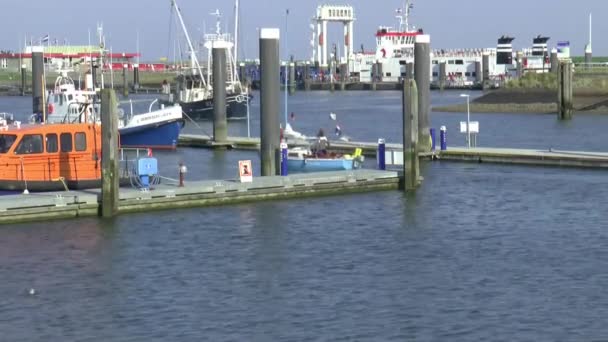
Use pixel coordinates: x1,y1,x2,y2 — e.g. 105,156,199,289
29,288,36,295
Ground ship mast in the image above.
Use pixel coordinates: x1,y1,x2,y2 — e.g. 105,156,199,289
171,0,206,87
398,0,412,32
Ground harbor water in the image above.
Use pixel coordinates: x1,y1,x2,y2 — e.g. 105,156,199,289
1,91,607,340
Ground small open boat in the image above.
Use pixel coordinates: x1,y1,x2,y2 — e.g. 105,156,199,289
0,121,120,192
287,147,364,173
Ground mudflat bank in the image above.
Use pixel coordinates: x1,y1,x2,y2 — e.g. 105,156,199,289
433,88,608,114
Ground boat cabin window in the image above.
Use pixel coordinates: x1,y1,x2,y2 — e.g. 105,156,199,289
75,132,87,151
46,133,58,153
14,134,43,154
0,134,17,153
68,94,73,101
60,133,73,152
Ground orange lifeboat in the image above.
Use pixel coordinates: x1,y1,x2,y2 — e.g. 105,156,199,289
0,122,103,191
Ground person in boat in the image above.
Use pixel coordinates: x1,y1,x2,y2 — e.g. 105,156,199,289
312,128,330,157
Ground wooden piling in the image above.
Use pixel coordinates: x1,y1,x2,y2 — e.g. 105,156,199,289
550,49,558,74
31,48,44,114
475,61,482,86
403,79,419,191
133,64,140,93
259,28,281,176
482,52,490,90
212,47,228,143
414,34,431,152
20,64,26,96
439,61,446,91
122,65,129,97
558,60,573,120
304,62,311,91
371,62,378,91
100,89,119,218
406,62,414,83
288,62,296,95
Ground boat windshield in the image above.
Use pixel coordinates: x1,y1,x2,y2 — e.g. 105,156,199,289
0,134,17,153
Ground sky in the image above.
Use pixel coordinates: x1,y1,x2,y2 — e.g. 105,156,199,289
0,0,606,62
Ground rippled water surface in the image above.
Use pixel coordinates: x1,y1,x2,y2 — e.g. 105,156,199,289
1,91,607,340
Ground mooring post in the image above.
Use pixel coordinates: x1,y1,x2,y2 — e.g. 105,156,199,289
259,28,281,176
406,62,414,84
439,61,446,91
558,60,573,120
239,62,247,87
289,61,296,95
403,79,419,191
304,61,311,91
474,61,482,86
414,34,431,152
20,64,26,97
328,59,335,93
31,47,44,114
213,45,228,143
133,64,140,93
482,52,490,90
550,49,558,74
91,63,98,90
516,51,524,78
371,62,377,91
100,89,119,218
122,64,129,97
340,63,347,91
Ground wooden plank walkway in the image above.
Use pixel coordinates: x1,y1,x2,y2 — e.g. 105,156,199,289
435,147,608,168
0,170,399,225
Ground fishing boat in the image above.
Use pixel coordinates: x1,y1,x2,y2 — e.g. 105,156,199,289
161,0,250,120
0,121,106,191
45,71,184,149
287,147,364,173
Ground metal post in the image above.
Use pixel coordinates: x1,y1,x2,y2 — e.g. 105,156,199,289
430,128,436,151
377,138,386,170
440,126,447,151
31,48,44,114
414,34,431,152
280,141,288,176
403,78,419,191
100,89,119,218
259,28,281,176
213,46,228,143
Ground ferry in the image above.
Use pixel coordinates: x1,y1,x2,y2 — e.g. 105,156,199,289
349,0,514,87
0,121,111,192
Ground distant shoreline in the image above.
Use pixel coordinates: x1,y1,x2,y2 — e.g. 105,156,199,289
433,89,608,114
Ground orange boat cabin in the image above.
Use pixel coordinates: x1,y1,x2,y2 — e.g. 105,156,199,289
0,123,102,191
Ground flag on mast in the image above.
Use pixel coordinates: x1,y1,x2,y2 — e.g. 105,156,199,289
41,34,49,43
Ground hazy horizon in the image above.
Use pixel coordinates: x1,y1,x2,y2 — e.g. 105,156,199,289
0,0,605,61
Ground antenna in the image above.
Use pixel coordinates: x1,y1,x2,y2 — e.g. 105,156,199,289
589,12,592,48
